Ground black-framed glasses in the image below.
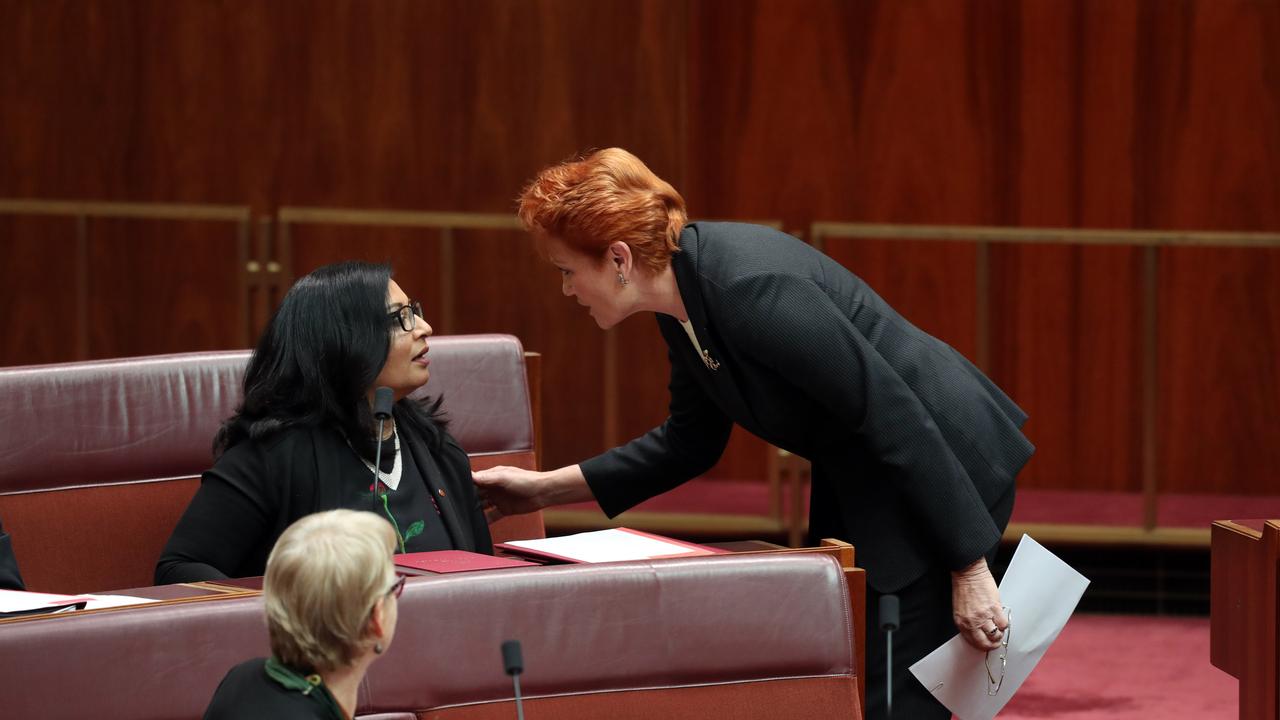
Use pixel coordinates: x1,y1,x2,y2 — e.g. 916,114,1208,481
387,301,424,333
985,607,1012,695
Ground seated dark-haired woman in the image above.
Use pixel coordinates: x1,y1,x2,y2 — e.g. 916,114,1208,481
156,261,492,584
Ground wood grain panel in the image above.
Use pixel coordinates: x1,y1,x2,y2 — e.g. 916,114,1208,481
0,0,687,209
684,0,1015,227
267,0,686,211
450,228,605,473
0,216,82,366
822,238,978,358
1158,247,1280,495
1132,0,1280,232
1133,1,1280,500
84,218,247,358
284,224,446,332
4,0,1280,509
989,244,1145,496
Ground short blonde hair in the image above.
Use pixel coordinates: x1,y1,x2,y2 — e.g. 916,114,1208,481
517,148,687,274
263,510,397,672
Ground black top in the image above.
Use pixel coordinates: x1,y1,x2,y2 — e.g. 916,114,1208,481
352,431,450,553
0,518,24,591
580,222,1034,592
156,408,492,584
204,658,343,720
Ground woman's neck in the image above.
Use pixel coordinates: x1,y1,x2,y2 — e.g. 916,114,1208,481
377,416,396,441
634,264,689,322
321,659,370,720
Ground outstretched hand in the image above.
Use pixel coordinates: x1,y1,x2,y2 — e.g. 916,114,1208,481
472,466,548,523
951,557,1008,651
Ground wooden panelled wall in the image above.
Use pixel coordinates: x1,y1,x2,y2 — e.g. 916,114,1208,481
2,1,1278,508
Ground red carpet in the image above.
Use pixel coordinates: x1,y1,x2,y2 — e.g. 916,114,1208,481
997,614,1235,719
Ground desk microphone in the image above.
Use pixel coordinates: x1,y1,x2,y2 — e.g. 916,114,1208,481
501,639,526,720
371,386,394,511
879,594,900,718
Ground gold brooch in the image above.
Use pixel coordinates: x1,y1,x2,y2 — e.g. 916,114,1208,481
701,349,721,371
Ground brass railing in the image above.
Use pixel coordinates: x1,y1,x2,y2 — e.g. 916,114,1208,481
0,199,254,355
810,221,1280,538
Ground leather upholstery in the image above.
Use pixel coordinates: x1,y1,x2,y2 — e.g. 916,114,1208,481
0,335,542,592
0,553,859,720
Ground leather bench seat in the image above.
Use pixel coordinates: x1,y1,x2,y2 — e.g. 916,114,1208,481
0,334,543,593
0,553,860,719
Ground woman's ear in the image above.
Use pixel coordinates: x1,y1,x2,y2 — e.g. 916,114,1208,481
367,597,387,642
607,241,634,274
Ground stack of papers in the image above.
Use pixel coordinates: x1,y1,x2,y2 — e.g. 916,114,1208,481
909,535,1090,720
496,528,723,564
0,589,89,617
0,589,154,618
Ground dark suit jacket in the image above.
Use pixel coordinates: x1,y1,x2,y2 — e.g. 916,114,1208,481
0,518,25,591
581,222,1034,591
156,409,491,584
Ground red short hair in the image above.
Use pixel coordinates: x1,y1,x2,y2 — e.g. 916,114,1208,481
517,148,687,273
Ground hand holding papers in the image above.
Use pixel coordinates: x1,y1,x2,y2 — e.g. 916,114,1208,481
496,527,722,564
909,534,1089,720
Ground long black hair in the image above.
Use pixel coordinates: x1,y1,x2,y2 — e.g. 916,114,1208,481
215,261,444,457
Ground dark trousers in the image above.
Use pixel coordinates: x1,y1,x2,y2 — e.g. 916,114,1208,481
864,567,955,720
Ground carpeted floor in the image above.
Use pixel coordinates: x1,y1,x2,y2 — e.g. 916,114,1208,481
996,614,1236,719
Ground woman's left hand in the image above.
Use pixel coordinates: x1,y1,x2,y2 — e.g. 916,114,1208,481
951,557,1008,651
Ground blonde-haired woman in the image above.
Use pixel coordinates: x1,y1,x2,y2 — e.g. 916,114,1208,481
204,510,404,720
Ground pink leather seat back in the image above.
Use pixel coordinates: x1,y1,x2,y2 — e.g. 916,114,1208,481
0,334,542,593
0,553,859,720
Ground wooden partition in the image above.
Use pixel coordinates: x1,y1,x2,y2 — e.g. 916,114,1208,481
1210,520,1279,719
0,200,253,366
812,223,1280,544
2,0,1278,540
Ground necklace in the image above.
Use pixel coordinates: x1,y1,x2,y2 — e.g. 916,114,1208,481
349,428,402,492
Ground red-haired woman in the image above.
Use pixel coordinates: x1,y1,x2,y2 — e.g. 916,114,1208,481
475,148,1033,720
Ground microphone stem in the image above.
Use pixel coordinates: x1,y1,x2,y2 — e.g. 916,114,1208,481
513,674,525,720
886,628,893,718
373,417,386,512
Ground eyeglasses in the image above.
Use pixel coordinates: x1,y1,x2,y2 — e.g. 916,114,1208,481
985,608,1012,696
386,574,406,599
387,301,424,333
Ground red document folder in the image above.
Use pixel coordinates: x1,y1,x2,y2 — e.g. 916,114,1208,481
394,550,538,574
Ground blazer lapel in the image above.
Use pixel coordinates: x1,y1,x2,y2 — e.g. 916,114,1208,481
401,428,470,551
671,225,759,428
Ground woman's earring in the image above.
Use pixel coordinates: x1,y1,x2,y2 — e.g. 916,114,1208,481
374,642,384,655
617,272,630,286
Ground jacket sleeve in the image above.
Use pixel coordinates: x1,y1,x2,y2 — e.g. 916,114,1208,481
725,271,1002,570
580,336,734,517
154,443,276,584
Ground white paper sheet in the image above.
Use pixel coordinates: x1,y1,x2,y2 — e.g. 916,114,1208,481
0,589,154,615
501,528,715,563
80,593,157,610
908,534,1089,720
0,589,90,614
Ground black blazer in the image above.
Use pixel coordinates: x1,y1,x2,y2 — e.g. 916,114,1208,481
156,409,491,584
581,222,1034,591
